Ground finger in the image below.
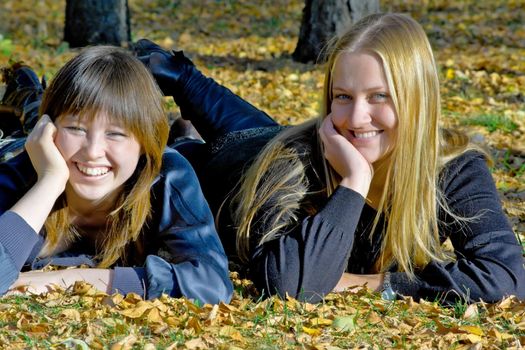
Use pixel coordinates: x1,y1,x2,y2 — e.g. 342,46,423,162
41,119,57,139
318,116,333,142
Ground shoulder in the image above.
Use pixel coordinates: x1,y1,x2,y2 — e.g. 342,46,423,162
150,148,212,226
439,150,492,192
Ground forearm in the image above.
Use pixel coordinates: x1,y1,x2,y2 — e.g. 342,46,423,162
333,272,383,293
252,186,366,302
10,177,64,234
10,268,114,295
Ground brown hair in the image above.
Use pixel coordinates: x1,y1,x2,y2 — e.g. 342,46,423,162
39,46,168,267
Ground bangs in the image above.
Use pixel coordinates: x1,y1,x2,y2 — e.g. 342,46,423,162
39,45,169,184
63,58,148,136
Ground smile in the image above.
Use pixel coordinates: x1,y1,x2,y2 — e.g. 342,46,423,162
76,163,110,176
353,130,382,139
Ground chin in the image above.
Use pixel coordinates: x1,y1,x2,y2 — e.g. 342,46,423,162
71,186,111,202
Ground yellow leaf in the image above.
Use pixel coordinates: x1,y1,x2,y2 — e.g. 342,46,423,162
146,307,163,324
302,326,322,336
187,316,203,334
464,333,483,344
310,318,333,326
219,325,244,342
119,303,150,319
446,68,455,80
459,325,484,336
59,309,81,322
183,337,207,349
110,334,137,350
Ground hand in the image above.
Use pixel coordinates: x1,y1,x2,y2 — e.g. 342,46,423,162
7,269,113,296
333,273,383,293
318,115,373,197
25,114,69,188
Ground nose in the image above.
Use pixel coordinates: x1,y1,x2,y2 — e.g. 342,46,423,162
346,98,372,129
82,133,106,160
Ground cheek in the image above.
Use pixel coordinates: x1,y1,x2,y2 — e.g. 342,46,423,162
377,105,398,130
54,131,73,160
330,103,348,127
117,141,142,172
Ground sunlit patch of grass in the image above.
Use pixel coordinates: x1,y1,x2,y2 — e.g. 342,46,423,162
0,35,13,56
461,113,518,133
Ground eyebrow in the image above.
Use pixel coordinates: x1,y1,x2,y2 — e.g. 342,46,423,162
332,85,388,92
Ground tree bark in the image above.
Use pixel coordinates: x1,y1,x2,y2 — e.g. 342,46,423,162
292,0,380,63
64,0,131,48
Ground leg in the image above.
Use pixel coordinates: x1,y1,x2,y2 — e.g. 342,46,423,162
134,39,278,142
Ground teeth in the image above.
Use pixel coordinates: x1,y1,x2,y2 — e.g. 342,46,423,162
77,164,110,176
354,131,380,138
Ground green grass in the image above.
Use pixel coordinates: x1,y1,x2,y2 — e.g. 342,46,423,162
461,113,518,133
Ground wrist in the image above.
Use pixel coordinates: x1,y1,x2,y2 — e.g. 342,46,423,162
339,177,370,198
380,272,397,301
37,173,68,193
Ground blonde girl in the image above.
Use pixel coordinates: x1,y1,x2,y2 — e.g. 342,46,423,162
136,13,524,303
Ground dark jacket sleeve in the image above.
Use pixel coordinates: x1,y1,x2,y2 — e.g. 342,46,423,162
391,151,525,303
251,186,366,302
140,148,233,304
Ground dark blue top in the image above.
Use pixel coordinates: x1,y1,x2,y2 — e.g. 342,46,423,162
0,148,233,304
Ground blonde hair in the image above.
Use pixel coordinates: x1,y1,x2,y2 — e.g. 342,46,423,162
39,46,169,267
234,13,484,276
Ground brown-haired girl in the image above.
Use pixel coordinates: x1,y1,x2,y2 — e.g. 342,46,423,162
0,46,232,304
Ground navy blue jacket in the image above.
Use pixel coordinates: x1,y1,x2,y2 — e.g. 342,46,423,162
0,148,233,304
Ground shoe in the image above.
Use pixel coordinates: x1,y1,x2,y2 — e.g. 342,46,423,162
133,39,195,97
1,63,44,135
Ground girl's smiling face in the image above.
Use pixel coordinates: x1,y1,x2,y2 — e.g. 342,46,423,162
330,51,398,165
54,111,141,205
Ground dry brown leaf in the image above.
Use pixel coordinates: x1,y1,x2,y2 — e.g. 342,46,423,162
184,337,208,350
110,334,137,350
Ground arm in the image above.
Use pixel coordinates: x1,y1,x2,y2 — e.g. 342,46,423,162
244,117,372,303
391,152,525,303
9,268,113,295
113,149,233,304
0,116,69,295
250,185,366,303
334,273,383,293
10,115,68,232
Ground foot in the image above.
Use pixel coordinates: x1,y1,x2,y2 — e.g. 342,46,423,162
132,39,195,97
1,63,44,135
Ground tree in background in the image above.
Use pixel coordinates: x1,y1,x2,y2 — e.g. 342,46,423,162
293,0,380,63
64,0,131,48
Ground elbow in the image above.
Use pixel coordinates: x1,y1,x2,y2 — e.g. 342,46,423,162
179,265,234,305
468,276,525,303
251,262,332,304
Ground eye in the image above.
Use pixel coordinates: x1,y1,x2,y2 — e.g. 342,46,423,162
106,130,128,138
333,93,352,101
369,92,389,102
64,126,86,134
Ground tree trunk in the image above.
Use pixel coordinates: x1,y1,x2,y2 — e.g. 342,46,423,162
64,0,131,48
292,0,380,63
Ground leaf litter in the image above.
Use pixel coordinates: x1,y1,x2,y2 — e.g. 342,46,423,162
0,0,524,348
